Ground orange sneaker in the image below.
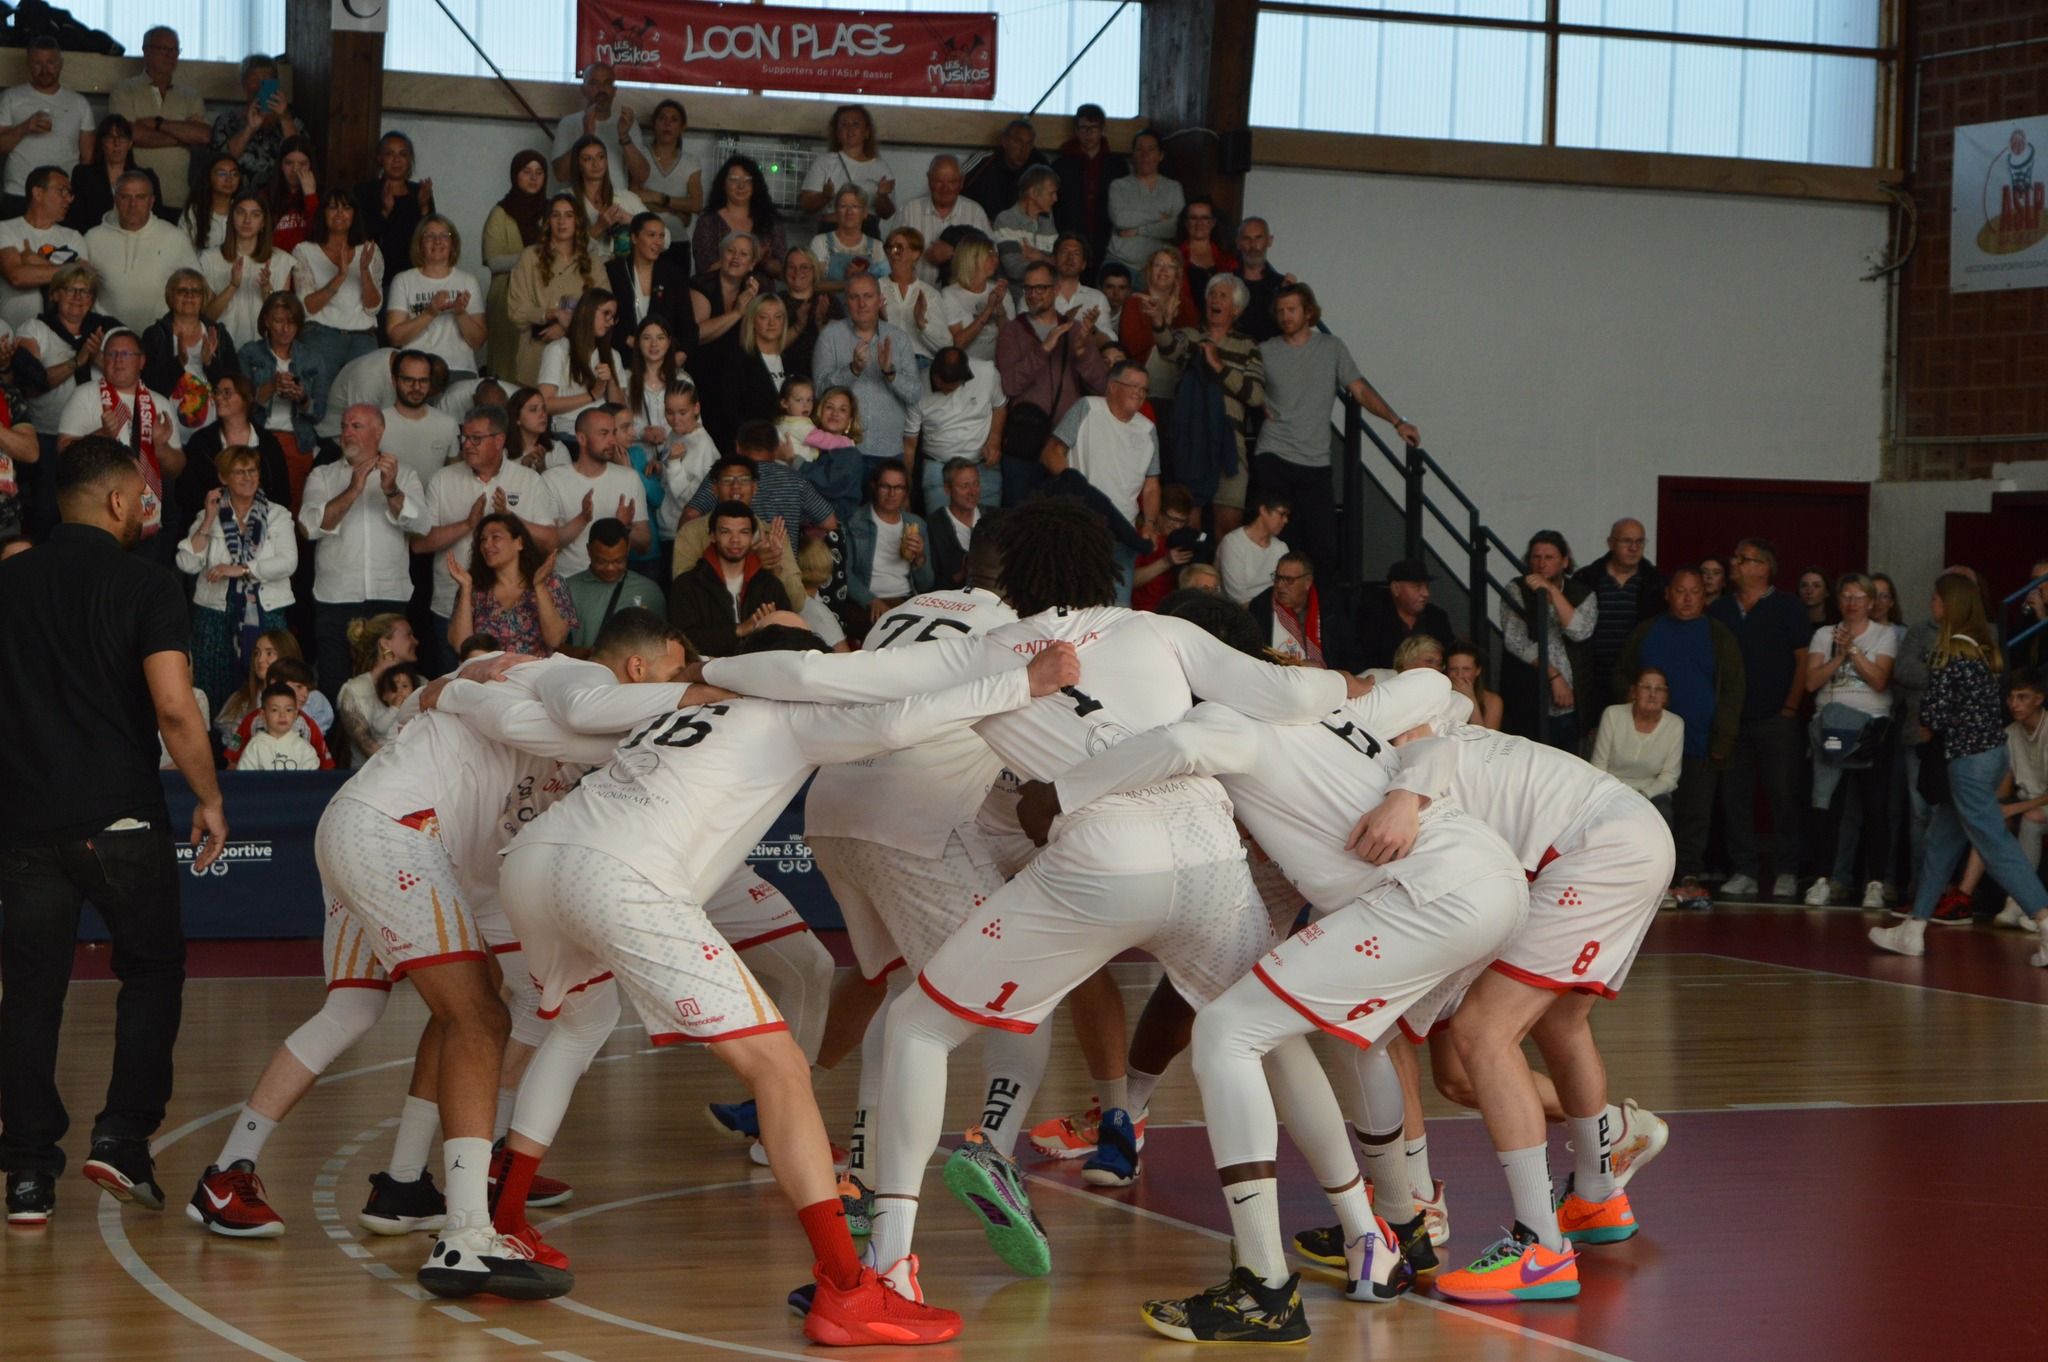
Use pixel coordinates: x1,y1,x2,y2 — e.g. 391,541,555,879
1028,1102,1148,1160
803,1262,963,1346
1434,1225,1579,1303
1556,1181,1638,1244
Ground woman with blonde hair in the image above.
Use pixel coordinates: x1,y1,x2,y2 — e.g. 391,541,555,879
385,213,487,379
1393,633,1445,673
940,235,1011,367
507,192,601,384
1872,572,2048,958
779,245,832,355
335,612,418,765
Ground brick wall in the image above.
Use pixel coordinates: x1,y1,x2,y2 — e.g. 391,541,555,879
1893,1,2048,481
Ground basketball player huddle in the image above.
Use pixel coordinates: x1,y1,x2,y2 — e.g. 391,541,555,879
164,498,1673,1347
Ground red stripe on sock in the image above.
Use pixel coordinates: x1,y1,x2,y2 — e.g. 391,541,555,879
799,1197,863,1290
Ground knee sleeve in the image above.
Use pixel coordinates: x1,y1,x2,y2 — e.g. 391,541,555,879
496,947,549,1050
1191,994,1285,1170
509,980,621,1149
1262,1035,1359,1188
1347,1044,1407,1138
742,931,835,1064
283,987,389,1074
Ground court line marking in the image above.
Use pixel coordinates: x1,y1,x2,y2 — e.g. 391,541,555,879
1686,950,2048,1010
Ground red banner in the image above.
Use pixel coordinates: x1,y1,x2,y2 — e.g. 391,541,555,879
577,1,997,101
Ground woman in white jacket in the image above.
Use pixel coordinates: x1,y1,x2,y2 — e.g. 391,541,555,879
175,444,298,712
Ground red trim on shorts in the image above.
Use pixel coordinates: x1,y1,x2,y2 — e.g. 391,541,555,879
387,949,488,981
917,972,1037,1034
1487,958,1615,998
489,941,522,955
325,978,393,993
647,1021,791,1046
729,922,811,952
1252,962,1373,1053
395,808,439,832
534,971,615,1020
1526,845,1561,882
862,957,907,985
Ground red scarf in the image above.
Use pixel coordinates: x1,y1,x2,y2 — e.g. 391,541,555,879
101,380,164,538
1274,584,1324,667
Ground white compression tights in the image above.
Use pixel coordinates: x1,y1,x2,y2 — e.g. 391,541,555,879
1191,984,1365,1189
508,980,622,1149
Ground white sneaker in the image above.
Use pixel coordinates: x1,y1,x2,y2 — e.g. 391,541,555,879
1720,873,1759,898
1413,1179,1449,1247
1610,1100,1669,1191
1993,898,2028,930
1869,920,1926,957
417,1222,574,1300
1772,874,1799,899
1862,881,1889,911
2032,915,2048,968
1343,1217,1409,1303
1803,877,1834,907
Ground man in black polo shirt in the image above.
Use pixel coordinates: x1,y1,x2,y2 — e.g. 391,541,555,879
0,436,227,1226
1357,558,1456,671
1706,536,1809,900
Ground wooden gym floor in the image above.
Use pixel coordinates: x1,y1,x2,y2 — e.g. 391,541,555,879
6,905,2046,1362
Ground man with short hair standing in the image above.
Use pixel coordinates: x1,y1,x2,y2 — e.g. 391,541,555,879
0,436,227,1226
110,27,211,215
413,404,560,670
551,61,646,192
1233,219,1291,343
927,457,995,591
887,154,990,286
380,349,459,486
813,273,922,463
0,165,87,330
299,403,429,704
997,260,1106,426
1051,104,1128,271
0,37,94,218
1255,283,1415,579
1042,359,1159,604
544,405,649,577
1707,538,1809,899
1574,517,1664,706
82,173,198,332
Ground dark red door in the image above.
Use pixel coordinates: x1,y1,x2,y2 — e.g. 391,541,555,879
1656,477,1871,588
1942,494,2048,612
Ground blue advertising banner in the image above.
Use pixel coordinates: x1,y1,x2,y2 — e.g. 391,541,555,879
50,773,843,941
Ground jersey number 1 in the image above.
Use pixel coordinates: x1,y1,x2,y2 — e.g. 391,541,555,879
984,981,1019,1012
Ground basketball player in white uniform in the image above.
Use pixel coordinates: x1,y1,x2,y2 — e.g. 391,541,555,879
495,620,1078,1346
805,544,1057,1236
1016,597,1531,1342
701,499,1362,1326
1325,698,1675,1304
309,613,711,1301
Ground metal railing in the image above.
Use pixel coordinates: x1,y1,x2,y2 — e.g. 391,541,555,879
1335,404,1554,742
2002,572,2048,656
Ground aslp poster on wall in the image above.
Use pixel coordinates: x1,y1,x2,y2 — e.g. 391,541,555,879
577,0,996,100
1951,114,2048,293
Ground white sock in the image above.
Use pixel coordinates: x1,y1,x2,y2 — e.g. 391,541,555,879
217,1106,278,1169
1125,1064,1164,1116
492,1088,516,1142
869,1195,919,1268
1222,1178,1288,1287
388,1095,439,1183
978,1023,1052,1158
442,1136,493,1230
1498,1144,1563,1251
1404,1135,1434,1199
1326,1177,1374,1246
1358,1130,1413,1224
1568,1106,1619,1202
1098,1074,1131,1114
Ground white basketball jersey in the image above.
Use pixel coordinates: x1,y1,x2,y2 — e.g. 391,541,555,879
1390,725,1626,871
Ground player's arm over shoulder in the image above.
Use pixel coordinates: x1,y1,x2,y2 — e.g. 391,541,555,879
705,631,1012,703
1050,702,1260,812
1147,613,1347,721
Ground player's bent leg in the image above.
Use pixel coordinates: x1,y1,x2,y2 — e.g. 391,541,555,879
489,981,620,1267
189,986,391,1238
1387,1038,1452,1247
1529,993,1646,1245
977,1019,1052,1160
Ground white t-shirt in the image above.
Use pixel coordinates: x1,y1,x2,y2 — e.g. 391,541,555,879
58,381,181,536
423,459,561,616
939,283,1013,364
866,509,911,598
1055,282,1118,339
1809,621,1902,719
16,315,82,427
802,150,896,219
380,404,460,486
1054,396,1159,521
641,147,703,241
292,240,385,333
905,381,1003,464
316,346,394,439
0,216,87,328
760,350,787,386
0,84,92,196
387,267,486,374
1217,528,1289,605
536,339,613,433
542,460,650,577
198,248,285,351
886,195,991,286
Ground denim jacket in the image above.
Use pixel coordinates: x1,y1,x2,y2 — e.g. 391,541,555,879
236,338,328,451
845,505,935,607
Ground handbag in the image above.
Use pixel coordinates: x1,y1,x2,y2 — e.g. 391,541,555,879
1915,732,1950,807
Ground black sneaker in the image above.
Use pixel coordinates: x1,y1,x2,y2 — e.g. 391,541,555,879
1385,1210,1439,1274
1291,1222,1345,1268
417,1223,574,1301
1141,1266,1310,1343
7,1173,55,1225
358,1170,448,1236
82,1139,164,1210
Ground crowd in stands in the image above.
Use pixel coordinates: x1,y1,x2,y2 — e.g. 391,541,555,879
0,37,2041,948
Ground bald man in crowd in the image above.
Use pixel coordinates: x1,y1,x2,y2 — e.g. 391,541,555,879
1574,516,1664,705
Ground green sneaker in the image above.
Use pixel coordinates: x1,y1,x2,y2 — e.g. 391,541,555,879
941,1130,1050,1277
839,1173,874,1238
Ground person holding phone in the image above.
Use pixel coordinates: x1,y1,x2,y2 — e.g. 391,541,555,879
209,56,299,192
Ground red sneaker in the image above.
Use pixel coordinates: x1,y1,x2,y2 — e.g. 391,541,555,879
1930,889,1974,925
489,1141,574,1211
502,1219,570,1269
803,1265,963,1346
185,1163,285,1238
